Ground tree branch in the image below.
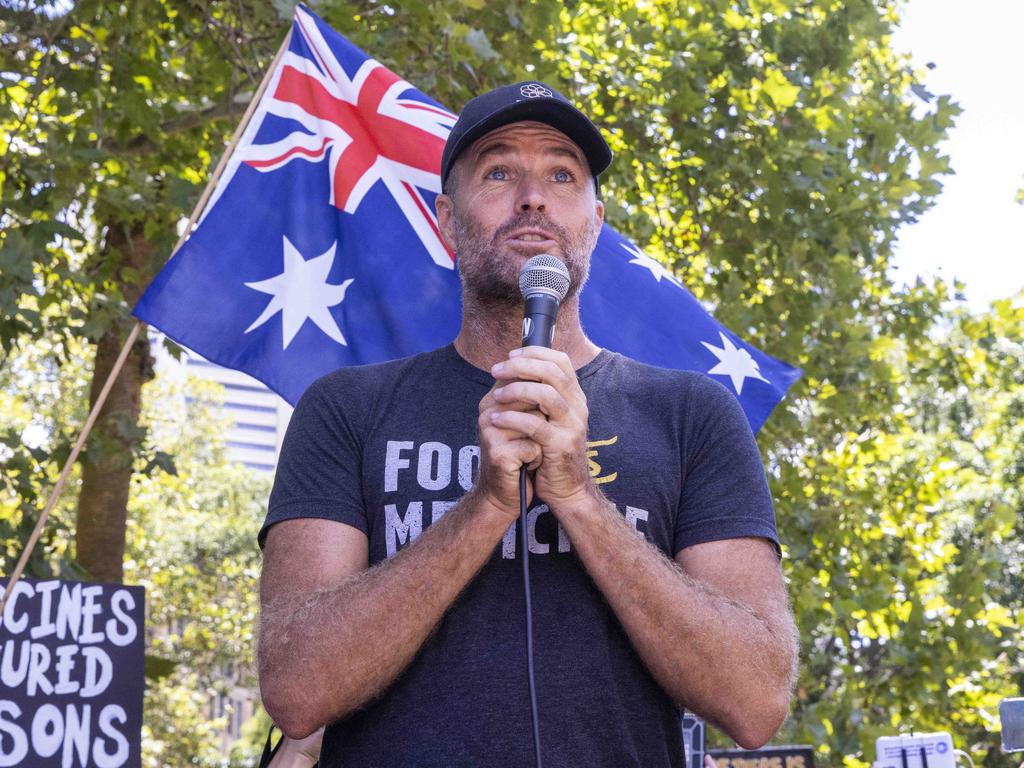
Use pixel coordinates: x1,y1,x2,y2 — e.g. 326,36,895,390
116,100,251,155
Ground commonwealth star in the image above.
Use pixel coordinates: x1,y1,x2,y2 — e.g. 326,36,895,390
244,237,354,349
702,331,769,395
621,243,683,288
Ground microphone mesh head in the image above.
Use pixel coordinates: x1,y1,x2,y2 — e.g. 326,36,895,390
519,255,571,301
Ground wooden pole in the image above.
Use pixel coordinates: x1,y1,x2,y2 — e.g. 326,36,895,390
0,27,294,613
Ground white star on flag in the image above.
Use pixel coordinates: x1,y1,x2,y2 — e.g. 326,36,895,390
702,331,769,395
244,237,354,349
621,242,683,288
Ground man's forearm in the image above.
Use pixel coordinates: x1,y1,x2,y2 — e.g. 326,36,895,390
554,489,797,748
259,489,511,737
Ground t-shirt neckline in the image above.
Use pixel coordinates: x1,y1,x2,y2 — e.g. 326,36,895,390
443,343,614,387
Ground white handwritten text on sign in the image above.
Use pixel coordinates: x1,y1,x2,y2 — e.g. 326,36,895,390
0,578,145,768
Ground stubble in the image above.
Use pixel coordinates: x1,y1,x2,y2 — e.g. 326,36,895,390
452,208,600,306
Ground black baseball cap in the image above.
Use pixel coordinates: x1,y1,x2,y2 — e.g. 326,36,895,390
440,80,613,189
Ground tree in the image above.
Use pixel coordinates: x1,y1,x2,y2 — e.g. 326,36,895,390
127,373,270,767
780,293,1024,765
8,1,1017,765
0,332,91,579
2,0,281,581
0,326,269,764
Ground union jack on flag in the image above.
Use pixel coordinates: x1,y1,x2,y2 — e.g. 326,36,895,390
134,5,800,431
207,8,456,269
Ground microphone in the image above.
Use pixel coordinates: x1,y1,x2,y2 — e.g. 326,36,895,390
518,255,571,348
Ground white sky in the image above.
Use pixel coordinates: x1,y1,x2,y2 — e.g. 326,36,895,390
890,0,1024,308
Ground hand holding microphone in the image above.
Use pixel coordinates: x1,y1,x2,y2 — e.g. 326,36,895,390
485,256,594,511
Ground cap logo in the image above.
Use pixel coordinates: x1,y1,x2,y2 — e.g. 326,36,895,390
520,83,554,99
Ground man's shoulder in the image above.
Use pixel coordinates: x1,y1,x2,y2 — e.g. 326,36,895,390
290,346,456,430
597,351,734,404
306,345,452,397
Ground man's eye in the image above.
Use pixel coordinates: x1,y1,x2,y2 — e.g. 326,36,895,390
486,167,509,180
553,169,575,183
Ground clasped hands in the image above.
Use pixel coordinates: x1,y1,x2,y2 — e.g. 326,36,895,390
476,346,594,519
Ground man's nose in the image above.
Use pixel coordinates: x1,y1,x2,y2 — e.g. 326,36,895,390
515,175,546,213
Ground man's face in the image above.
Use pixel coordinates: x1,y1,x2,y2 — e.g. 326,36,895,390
436,121,605,304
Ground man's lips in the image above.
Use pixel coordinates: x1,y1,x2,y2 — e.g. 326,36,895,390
504,229,558,246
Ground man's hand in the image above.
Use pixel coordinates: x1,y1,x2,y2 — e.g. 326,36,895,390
476,371,543,518
268,727,324,768
486,346,593,509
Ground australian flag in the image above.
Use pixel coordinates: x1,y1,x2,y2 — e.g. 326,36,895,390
133,5,800,432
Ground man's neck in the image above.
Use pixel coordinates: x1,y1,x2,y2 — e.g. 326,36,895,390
453,294,601,372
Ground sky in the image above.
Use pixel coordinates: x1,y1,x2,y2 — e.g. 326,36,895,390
889,0,1024,308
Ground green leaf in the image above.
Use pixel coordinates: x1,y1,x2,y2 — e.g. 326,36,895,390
723,9,747,30
143,450,178,476
761,69,801,110
910,83,934,102
144,654,180,681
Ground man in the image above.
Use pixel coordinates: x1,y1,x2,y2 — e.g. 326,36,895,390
258,81,798,767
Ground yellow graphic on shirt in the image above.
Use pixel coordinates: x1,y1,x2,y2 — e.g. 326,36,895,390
587,435,619,484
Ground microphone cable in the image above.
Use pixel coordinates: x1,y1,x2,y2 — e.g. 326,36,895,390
519,466,543,768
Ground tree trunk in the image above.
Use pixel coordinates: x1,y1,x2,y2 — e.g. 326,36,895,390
75,223,154,583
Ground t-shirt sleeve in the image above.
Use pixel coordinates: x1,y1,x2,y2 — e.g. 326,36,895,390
257,374,370,548
673,375,780,556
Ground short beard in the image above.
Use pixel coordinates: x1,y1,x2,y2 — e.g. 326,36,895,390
452,209,599,306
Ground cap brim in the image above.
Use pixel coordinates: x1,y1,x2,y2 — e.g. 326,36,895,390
445,99,612,183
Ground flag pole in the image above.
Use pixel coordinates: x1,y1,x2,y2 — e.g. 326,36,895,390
1,27,294,613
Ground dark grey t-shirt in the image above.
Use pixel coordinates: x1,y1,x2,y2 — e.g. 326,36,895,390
260,344,778,768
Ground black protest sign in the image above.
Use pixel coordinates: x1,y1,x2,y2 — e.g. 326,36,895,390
708,745,816,768
0,578,144,768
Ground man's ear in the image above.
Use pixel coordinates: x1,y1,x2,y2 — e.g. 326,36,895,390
435,193,457,253
594,198,605,230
